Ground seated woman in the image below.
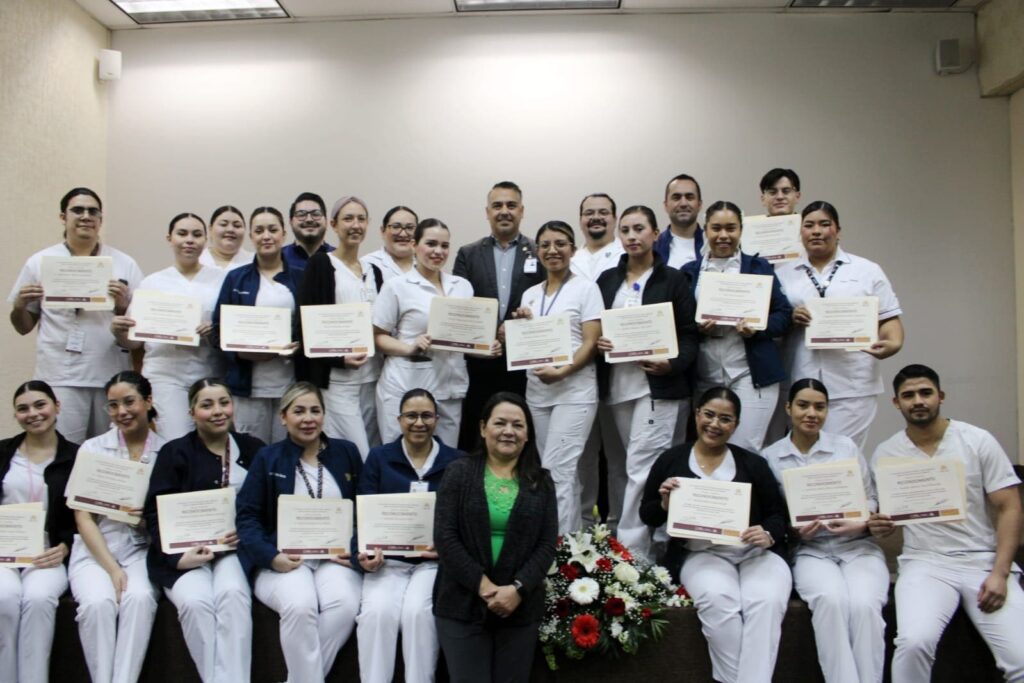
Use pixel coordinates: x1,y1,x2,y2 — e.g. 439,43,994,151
144,378,265,682
762,378,888,683
0,381,78,683
433,392,558,683
236,382,363,683
356,388,462,683
640,386,790,683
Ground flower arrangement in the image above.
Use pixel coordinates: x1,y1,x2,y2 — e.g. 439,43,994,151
539,524,691,669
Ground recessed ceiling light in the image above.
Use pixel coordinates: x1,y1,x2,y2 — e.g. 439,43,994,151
455,0,620,12
109,0,288,24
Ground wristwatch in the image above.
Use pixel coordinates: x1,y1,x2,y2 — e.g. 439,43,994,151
513,579,526,596
764,530,775,547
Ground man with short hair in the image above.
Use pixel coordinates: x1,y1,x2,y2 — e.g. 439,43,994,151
453,181,545,451
655,173,704,270
759,168,802,217
571,193,623,281
283,191,334,272
869,364,1024,683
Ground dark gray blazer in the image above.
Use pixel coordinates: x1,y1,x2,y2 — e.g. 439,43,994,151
433,455,558,626
452,234,545,321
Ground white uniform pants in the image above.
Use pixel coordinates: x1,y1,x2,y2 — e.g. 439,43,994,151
531,402,597,534
680,550,792,683
377,392,461,449
164,554,251,683
151,382,193,442
357,561,438,683
824,396,877,452
610,397,678,561
0,565,68,683
579,402,627,529
254,562,362,683
234,397,288,445
892,559,1024,683
323,382,380,460
69,554,159,683
697,377,778,453
793,551,889,683
52,386,109,445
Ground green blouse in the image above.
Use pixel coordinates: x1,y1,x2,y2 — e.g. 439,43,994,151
484,467,520,564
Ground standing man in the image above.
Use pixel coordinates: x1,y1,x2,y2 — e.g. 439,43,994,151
283,191,334,272
869,364,1024,682
453,181,545,451
655,173,704,270
759,168,802,217
571,193,623,281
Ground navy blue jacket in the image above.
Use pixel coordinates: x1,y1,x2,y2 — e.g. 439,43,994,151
681,253,792,388
282,242,334,274
654,227,703,267
235,435,362,582
144,430,266,589
211,259,302,397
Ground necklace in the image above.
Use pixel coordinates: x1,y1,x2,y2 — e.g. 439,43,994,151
296,444,325,498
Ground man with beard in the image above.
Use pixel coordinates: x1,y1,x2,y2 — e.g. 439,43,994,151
869,364,1024,683
571,193,622,280
759,168,802,217
654,173,704,270
283,191,334,272
453,181,545,451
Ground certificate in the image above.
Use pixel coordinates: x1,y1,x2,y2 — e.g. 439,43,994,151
66,450,152,524
277,495,353,559
219,304,293,353
741,214,805,264
427,297,498,354
40,255,113,310
695,272,773,330
875,459,966,525
300,303,374,358
504,315,573,371
667,478,751,545
782,460,868,526
356,492,435,557
0,503,45,568
805,297,879,349
127,290,203,347
600,302,678,364
156,488,236,553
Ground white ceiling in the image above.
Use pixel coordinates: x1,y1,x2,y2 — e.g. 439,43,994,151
75,0,988,30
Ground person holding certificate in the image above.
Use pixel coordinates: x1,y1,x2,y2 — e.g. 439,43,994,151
511,220,602,534
373,219,480,447
361,206,419,282
595,205,699,561
7,187,143,445
762,378,888,683
868,365,1024,682
433,392,557,683
68,371,164,683
775,201,904,450
143,378,264,682
235,382,363,682
640,387,790,683
355,388,462,683
110,213,227,440
212,206,302,444
0,381,79,683
680,201,792,452
296,196,383,458
199,205,253,271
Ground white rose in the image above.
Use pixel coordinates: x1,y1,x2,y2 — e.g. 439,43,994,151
613,562,640,585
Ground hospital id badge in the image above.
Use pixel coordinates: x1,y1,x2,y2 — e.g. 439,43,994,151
409,481,429,493
65,324,85,353
523,257,538,274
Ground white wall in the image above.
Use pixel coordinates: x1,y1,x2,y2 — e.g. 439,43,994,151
103,12,1016,456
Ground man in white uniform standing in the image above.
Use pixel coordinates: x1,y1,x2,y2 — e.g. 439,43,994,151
654,173,704,270
869,364,1024,683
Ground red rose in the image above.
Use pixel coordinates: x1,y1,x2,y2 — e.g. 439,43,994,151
603,597,626,617
641,608,653,620
559,563,579,581
555,598,571,618
676,586,690,599
571,614,601,650
619,550,633,562
595,557,613,572
608,537,625,553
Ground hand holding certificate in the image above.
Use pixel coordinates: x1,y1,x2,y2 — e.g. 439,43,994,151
66,450,152,524
219,305,294,354
357,492,435,557
504,315,573,371
600,302,678,364
782,460,868,526
277,495,353,559
667,478,751,545
0,502,45,568
427,297,498,354
804,297,879,350
127,290,203,347
695,272,773,330
875,458,966,525
300,303,375,358
157,488,236,553
741,214,805,264
40,255,114,310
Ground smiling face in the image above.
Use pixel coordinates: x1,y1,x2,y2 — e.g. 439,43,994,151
414,226,450,274
694,397,739,450
290,200,327,247
281,392,325,447
382,209,417,260
486,188,524,242
399,394,438,449
579,196,616,245
167,216,207,267
250,211,286,259
618,211,657,258
786,387,828,440
663,178,702,231
210,211,245,256
894,377,944,428
536,227,575,275
61,193,103,244
704,209,742,259
190,385,233,441
480,401,529,464
331,201,368,250
13,390,59,437
106,382,152,438
801,209,840,262
761,176,801,216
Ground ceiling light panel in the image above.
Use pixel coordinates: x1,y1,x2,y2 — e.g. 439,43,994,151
109,0,288,24
455,0,620,12
789,0,956,7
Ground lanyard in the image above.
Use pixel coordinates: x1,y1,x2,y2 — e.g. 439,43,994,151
220,438,232,488
539,274,571,317
296,455,324,499
803,261,842,298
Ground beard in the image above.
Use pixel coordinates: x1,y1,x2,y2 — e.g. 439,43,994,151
294,227,325,247
903,405,940,426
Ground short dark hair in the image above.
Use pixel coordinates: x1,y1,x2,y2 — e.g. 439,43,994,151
788,378,830,404
620,205,658,231
167,212,206,236
289,192,326,219
801,201,840,227
250,206,285,227
579,193,617,217
664,174,702,201
381,205,418,229
535,220,575,247
475,392,549,491
210,205,245,227
893,364,941,396
60,187,102,213
759,168,801,193
696,385,741,423
490,181,522,199
414,218,449,243
703,201,743,226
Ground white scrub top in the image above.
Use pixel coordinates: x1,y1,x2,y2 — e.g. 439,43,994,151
694,254,749,385
570,241,624,282
250,276,295,399
199,247,253,271
328,254,381,387
361,248,410,283
607,269,653,405
685,447,760,562
3,451,54,546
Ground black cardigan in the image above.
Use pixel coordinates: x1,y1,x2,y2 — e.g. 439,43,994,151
0,432,79,562
294,251,383,389
433,455,558,626
639,442,788,578
143,430,265,589
595,253,700,401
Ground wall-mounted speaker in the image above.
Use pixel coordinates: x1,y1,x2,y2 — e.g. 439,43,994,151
99,49,122,82
935,39,970,76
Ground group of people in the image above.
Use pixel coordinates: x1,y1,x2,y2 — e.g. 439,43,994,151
0,170,1019,683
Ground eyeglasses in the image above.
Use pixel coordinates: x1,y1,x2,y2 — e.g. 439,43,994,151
698,409,735,426
401,411,438,423
386,223,416,234
538,240,572,250
68,206,102,217
763,188,795,197
294,210,324,219
106,396,142,413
